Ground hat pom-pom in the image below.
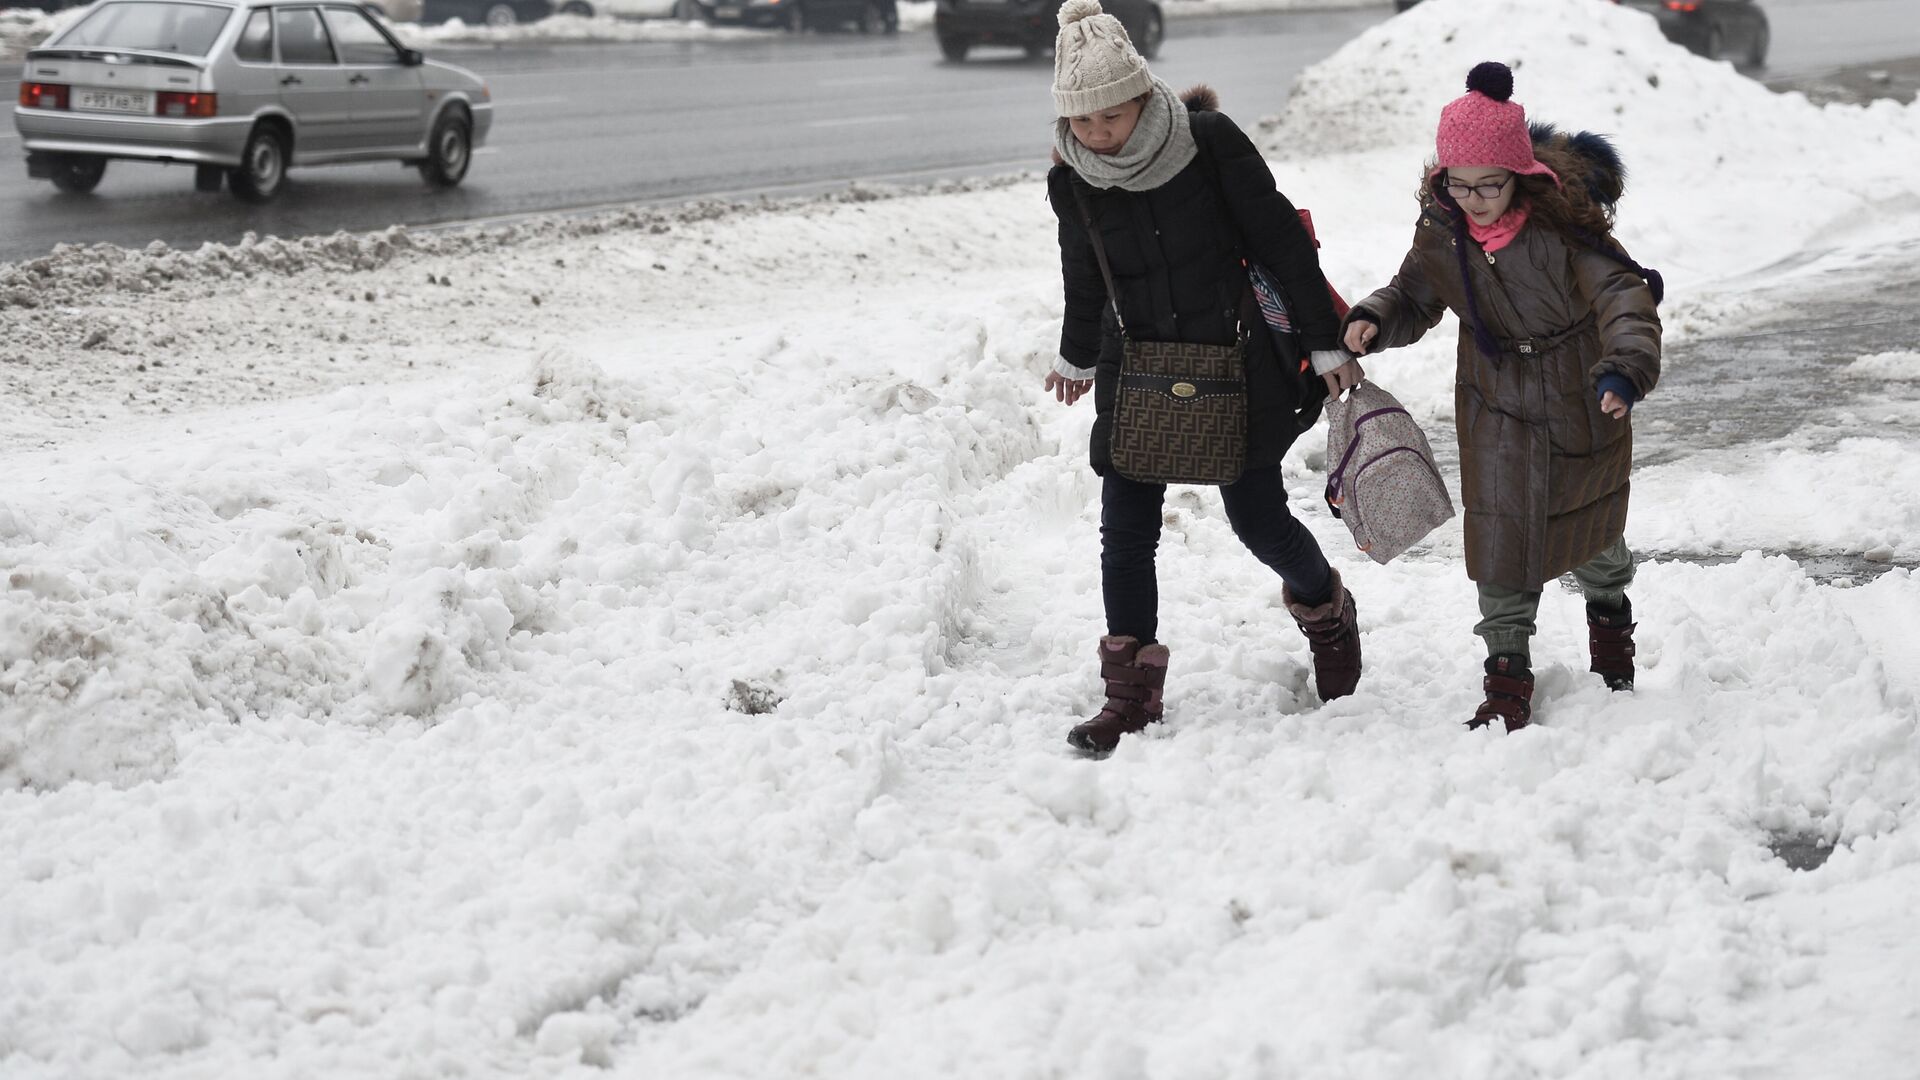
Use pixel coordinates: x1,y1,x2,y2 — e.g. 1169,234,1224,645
1465,61,1514,102
1058,0,1103,27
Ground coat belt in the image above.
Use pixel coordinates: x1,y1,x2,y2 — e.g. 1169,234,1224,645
1502,312,1597,357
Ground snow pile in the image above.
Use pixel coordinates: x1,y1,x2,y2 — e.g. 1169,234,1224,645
0,5,83,58
1845,349,1920,381
1263,0,1920,288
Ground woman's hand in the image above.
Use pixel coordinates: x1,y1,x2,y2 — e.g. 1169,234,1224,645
1045,372,1092,405
1600,391,1629,420
1322,359,1365,399
1343,320,1379,355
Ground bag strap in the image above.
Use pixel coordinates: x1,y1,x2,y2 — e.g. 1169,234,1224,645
1068,180,1130,339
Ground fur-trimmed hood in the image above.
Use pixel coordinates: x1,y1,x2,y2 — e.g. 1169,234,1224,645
1529,122,1627,208
1181,84,1220,113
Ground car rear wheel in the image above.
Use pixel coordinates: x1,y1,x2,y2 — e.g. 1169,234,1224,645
938,33,968,61
855,0,878,33
482,2,518,25
418,110,472,188
229,125,287,203
672,0,704,19
783,2,803,32
194,164,224,193
1702,22,1724,61
49,155,107,195
1746,22,1769,67
1134,11,1162,60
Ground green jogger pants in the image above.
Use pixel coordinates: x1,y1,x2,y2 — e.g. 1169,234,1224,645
1474,537,1636,661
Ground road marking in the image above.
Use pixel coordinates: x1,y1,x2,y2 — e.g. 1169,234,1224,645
818,75,901,88
805,114,905,129
0,133,17,140
491,96,571,108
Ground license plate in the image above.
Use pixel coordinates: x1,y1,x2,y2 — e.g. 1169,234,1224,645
73,88,153,115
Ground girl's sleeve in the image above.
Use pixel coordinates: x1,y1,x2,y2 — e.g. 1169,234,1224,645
1202,114,1341,352
1573,245,1662,398
1347,232,1449,352
1048,166,1108,374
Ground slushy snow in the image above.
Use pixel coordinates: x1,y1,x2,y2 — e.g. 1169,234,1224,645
3,0,1919,1077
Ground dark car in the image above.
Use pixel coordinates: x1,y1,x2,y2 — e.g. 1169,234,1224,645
934,0,1160,62
421,0,552,25
701,0,895,32
1394,0,1767,67
1615,0,1767,65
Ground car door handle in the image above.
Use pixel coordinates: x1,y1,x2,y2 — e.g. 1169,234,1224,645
280,75,302,86
349,74,369,85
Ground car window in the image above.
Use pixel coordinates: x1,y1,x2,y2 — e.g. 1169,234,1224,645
275,7,337,64
53,1,234,57
321,6,400,64
233,8,272,62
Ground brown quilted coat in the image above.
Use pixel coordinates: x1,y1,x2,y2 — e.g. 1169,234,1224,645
1348,168,1662,590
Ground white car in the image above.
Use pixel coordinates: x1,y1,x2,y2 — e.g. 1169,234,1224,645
14,0,493,200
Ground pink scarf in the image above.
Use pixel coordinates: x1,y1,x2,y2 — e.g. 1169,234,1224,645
1467,205,1529,253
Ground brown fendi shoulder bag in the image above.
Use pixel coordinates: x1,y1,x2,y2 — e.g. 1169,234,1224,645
1071,183,1248,487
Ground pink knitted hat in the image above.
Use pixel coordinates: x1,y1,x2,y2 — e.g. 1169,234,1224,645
1434,62,1559,185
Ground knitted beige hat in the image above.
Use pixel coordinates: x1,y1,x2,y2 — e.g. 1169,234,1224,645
1052,0,1152,117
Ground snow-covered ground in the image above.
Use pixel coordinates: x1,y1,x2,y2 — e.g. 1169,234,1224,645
4,1,1919,1077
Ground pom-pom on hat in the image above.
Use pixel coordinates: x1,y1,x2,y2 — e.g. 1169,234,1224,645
1052,0,1153,117
1434,61,1559,185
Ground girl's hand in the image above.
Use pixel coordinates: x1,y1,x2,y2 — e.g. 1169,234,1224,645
1045,372,1092,405
1343,320,1379,355
1600,391,1629,420
1322,359,1365,399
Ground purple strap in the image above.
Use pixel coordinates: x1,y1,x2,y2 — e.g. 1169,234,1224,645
1326,406,1409,501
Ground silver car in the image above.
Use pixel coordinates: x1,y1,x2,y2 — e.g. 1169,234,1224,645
13,0,493,200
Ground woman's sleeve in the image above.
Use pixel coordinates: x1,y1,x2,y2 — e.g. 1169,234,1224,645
1573,244,1662,398
1346,233,1448,353
1202,114,1341,352
1048,166,1108,372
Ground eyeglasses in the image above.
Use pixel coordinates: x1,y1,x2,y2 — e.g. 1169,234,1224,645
1443,173,1515,201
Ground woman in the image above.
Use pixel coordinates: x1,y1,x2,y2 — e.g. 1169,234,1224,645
1044,0,1361,756
1331,62,1663,731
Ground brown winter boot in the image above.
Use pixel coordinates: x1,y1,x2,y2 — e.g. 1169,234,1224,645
1066,636,1170,757
1587,598,1637,691
1468,654,1534,732
1284,569,1361,701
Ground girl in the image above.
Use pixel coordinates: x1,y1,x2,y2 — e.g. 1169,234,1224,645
1329,62,1663,731
1044,0,1361,756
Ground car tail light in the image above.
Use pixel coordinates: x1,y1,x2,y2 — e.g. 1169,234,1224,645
156,91,218,118
1663,1,1700,10
19,82,70,110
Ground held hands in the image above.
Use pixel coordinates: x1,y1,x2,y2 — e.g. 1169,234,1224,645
1322,359,1365,399
1343,320,1378,355
1600,391,1629,420
1045,371,1092,405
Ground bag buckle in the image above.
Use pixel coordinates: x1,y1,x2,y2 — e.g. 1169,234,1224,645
1515,339,1536,355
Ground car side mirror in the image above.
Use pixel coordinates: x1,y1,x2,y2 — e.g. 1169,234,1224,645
401,48,424,66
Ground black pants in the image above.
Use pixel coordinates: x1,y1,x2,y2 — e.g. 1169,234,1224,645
1101,465,1333,645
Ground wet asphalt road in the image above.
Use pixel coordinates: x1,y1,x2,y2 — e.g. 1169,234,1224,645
4,0,1919,261
0,7,1383,261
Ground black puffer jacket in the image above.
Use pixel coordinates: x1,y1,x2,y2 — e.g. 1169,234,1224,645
1048,89,1340,476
